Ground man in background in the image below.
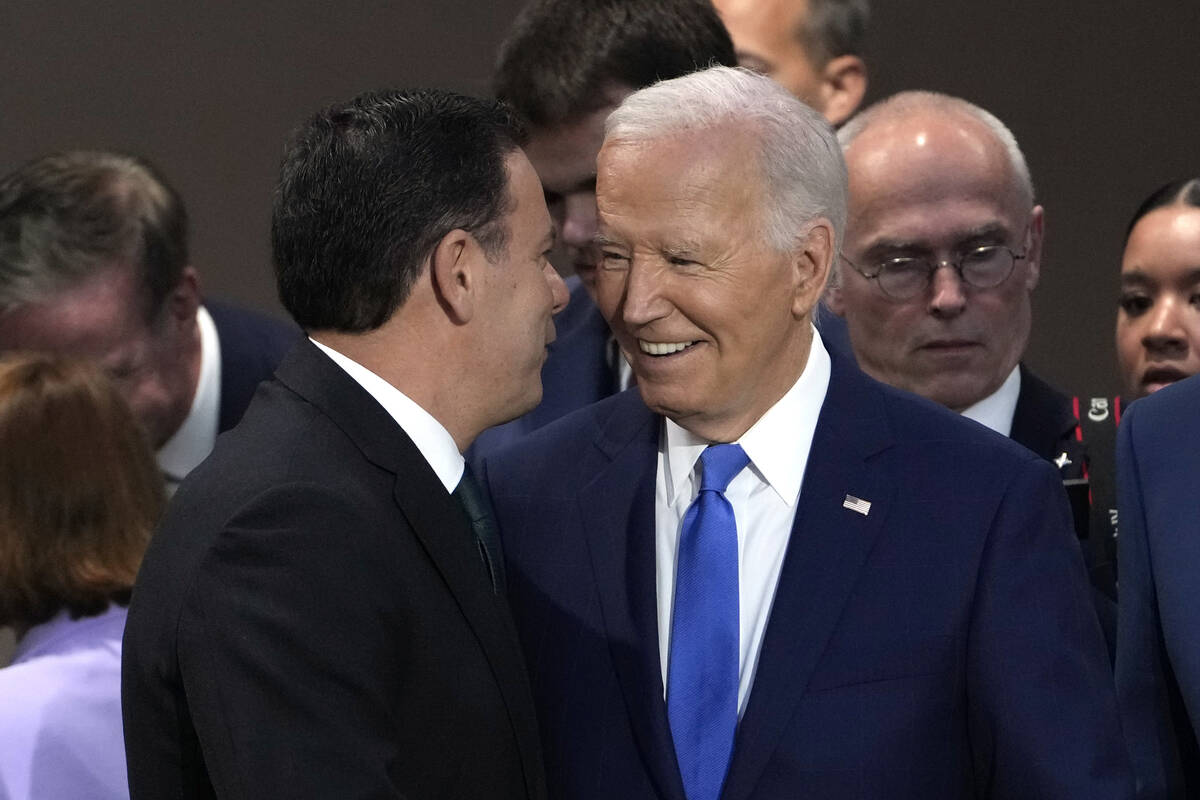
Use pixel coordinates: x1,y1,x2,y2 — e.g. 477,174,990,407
122,88,566,798
824,93,1112,608
474,0,737,454
712,0,869,125
0,151,297,491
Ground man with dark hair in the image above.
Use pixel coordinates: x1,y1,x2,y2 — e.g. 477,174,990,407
121,88,566,799
474,0,737,455
713,0,869,125
0,152,297,491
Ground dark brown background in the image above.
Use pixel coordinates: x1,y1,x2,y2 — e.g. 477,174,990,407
2,0,1198,397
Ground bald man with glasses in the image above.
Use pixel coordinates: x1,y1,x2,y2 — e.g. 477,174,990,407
827,91,1115,647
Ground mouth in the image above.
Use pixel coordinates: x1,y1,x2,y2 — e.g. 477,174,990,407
1141,365,1189,393
920,339,980,351
638,339,698,357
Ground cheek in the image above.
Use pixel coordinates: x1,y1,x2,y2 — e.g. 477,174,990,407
1114,318,1142,368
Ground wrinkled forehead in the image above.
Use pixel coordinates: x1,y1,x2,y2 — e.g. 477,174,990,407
846,120,1030,245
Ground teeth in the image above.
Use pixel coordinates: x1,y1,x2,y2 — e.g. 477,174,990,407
638,340,695,356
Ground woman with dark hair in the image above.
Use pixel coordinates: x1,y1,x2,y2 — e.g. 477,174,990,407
0,354,164,800
1117,177,1200,400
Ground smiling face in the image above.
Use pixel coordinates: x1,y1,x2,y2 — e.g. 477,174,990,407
828,110,1042,412
1117,205,1200,399
594,126,827,441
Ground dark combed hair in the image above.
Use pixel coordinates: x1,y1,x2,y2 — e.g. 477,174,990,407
493,0,737,127
1125,178,1200,244
802,0,871,65
272,88,528,333
0,354,164,627
0,151,188,321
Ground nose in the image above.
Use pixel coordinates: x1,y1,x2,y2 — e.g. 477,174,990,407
620,259,671,327
1142,295,1187,353
560,194,598,252
928,263,967,318
544,262,570,314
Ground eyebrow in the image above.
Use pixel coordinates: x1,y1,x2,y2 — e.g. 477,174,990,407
594,233,624,249
545,175,596,198
862,224,1014,258
1121,267,1200,286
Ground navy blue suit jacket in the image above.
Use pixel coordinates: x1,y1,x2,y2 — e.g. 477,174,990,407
483,354,1131,799
1116,375,1200,798
205,299,300,433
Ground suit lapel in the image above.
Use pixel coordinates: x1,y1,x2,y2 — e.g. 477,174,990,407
721,359,895,800
393,470,545,796
578,395,688,800
276,342,544,798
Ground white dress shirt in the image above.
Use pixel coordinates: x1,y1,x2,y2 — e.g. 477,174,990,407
310,339,464,492
656,328,831,717
158,305,220,490
960,365,1021,437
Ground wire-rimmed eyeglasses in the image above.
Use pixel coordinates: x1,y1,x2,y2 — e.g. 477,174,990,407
841,245,1027,301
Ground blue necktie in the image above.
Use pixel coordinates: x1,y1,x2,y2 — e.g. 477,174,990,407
668,443,749,800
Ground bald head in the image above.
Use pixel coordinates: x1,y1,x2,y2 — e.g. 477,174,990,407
839,91,1033,211
828,92,1044,412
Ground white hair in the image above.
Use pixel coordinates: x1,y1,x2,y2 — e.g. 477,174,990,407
838,90,1035,209
604,66,848,253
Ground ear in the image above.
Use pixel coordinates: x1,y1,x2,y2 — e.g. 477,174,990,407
1023,205,1045,291
166,266,201,324
817,55,868,127
792,220,835,318
823,281,846,315
429,228,486,324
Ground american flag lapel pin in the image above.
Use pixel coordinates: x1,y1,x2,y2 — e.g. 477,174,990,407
842,494,871,516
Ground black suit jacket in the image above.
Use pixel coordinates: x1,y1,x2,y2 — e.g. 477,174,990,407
122,340,546,799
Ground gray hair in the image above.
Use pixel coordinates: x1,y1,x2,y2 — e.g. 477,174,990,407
838,91,1035,210
605,66,848,254
802,0,870,66
0,151,188,319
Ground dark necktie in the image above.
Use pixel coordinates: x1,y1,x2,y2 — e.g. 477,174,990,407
452,464,506,594
667,443,749,800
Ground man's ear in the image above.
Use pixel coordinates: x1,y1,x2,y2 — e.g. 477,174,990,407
166,266,201,324
429,228,483,324
818,54,867,127
1023,205,1045,292
792,220,835,318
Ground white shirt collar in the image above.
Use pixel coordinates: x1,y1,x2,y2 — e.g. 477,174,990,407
157,305,220,484
662,327,831,507
309,338,464,493
960,365,1022,437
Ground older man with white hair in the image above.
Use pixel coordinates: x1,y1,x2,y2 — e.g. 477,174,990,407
482,66,1131,800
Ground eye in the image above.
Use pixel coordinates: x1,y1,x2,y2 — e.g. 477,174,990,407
667,255,698,267
1119,292,1151,316
1190,291,1200,309
600,250,630,270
